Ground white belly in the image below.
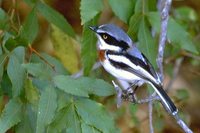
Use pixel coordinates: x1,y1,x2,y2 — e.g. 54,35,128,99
101,60,143,84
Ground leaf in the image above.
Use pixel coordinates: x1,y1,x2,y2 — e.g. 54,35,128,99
20,8,38,43
175,7,197,21
53,75,89,97
168,18,198,54
30,53,69,75
108,0,135,23
83,77,114,96
0,8,8,29
138,16,157,66
135,0,147,13
81,16,98,76
47,106,69,133
147,12,198,54
50,25,79,73
0,54,8,81
22,63,52,80
81,123,101,133
176,89,189,100
16,105,33,133
80,0,103,24
129,104,139,125
24,79,39,106
0,99,22,133
128,13,143,41
36,86,57,133
36,1,75,37
75,99,117,133
65,103,81,133
7,46,26,97
53,75,114,97
40,53,69,75
147,12,160,33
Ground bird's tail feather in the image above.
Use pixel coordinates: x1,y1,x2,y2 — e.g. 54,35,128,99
149,82,178,115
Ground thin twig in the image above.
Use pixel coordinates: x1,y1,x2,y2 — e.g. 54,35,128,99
181,51,200,61
148,101,154,133
28,45,55,71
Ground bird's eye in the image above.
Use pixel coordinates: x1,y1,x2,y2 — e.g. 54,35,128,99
102,34,108,40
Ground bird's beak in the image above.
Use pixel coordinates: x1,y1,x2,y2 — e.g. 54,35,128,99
89,26,98,32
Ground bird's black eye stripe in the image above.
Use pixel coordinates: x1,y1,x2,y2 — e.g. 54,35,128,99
99,33,129,50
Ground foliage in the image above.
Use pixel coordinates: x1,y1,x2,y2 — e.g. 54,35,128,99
0,0,199,132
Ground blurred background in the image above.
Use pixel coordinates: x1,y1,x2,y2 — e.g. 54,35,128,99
1,0,200,132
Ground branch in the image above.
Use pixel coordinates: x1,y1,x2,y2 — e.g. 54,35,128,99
148,101,154,133
174,114,193,133
156,0,193,133
157,0,172,82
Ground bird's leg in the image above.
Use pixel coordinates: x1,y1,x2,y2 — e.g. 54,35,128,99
112,81,139,107
112,80,123,108
122,82,139,103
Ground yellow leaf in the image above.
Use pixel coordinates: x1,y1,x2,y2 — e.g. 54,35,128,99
50,25,80,73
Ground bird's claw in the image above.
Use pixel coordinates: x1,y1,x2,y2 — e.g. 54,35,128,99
112,80,137,107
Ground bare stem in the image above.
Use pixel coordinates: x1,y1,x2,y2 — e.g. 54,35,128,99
148,101,154,133
157,0,172,82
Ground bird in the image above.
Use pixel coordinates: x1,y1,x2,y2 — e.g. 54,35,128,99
89,24,178,115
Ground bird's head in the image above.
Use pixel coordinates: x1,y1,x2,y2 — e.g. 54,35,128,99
89,24,132,52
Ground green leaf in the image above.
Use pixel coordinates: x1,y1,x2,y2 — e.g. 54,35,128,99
53,75,89,97
22,63,52,80
20,8,38,43
154,117,164,132
83,78,114,97
138,16,157,66
175,7,197,21
147,12,160,33
80,0,103,24
129,104,139,125
24,79,39,106
147,12,198,54
7,46,26,97
168,18,198,54
81,123,101,133
81,16,98,76
0,8,8,29
36,1,75,37
128,13,143,41
176,89,189,100
40,53,69,75
108,0,135,23
16,105,33,133
47,106,69,133
36,86,57,133
30,53,69,75
53,75,114,97
0,54,8,81
75,99,117,133
65,103,81,133
0,99,22,133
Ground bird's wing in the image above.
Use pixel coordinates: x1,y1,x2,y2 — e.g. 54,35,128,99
126,47,159,81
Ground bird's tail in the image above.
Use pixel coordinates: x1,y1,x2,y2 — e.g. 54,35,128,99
149,82,178,115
